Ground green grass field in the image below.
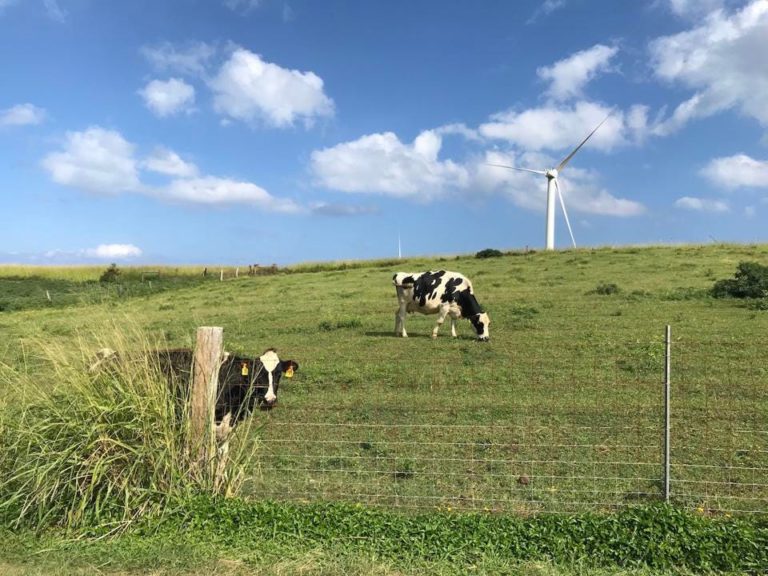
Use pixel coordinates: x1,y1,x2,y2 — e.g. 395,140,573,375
1,244,766,518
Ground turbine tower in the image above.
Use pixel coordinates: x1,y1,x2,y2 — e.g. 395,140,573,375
488,116,610,250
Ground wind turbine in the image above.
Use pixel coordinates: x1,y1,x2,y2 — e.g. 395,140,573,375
488,116,610,250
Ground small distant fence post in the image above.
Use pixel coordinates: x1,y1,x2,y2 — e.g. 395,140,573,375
663,324,671,502
189,326,224,483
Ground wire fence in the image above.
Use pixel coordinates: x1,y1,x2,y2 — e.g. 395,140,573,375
244,330,768,515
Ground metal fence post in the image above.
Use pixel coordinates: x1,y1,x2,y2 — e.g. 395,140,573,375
664,325,671,502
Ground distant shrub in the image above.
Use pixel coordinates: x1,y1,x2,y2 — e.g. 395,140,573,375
711,261,768,299
627,289,652,300
319,318,362,331
254,264,280,276
476,248,504,259
510,305,539,320
99,263,121,283
661,287,708,301
393,460,415,480
748,299,768,311
592,282,621,295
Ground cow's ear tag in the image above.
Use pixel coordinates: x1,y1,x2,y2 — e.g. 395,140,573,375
285,366,294,378
241,362,249,376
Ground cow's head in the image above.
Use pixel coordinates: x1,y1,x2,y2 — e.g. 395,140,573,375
469,312,491,341
252,349,299,409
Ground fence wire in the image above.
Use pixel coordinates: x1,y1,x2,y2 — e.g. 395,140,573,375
245,335,767,515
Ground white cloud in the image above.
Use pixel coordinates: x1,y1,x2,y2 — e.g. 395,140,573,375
43,0,66,22
310,128,643,217
674,196,730,212
143,148,199,178
139,78,195,117
224,0,261,12
527,0,567,23
311,130,469,200
85,244,143,259
479,101,628,153
140,42,216,76
311,202,378,217
282,3,295,22
649,1,768,134
570,189,646,216
537,44,619,101
700,154,768,189
209,48,334,128
42,126,300,212
0,103,46,126
664,0,729,18
42,127,141,195
160,176,301,212
434,122,482,141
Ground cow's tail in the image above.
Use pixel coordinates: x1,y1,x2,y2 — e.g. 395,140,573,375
392,274,415,289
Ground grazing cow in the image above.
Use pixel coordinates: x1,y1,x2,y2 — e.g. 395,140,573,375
91,347,299,423
393,270,490,341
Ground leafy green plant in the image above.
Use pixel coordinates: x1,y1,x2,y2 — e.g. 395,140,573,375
712,261,768,299
591,282,621,295
318,318,363,331
475,248,504,259
99,263,121,283
147,500,768,573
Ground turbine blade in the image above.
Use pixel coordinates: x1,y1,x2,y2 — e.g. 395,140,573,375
485,163,547,176
555,114,611,173
554,178,576,248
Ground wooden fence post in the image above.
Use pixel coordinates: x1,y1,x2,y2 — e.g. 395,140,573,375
189,326,224,482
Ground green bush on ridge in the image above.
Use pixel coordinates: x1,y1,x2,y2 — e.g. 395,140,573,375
712,261,768,300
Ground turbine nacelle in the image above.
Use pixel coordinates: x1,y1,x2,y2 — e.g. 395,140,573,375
545,168,559,180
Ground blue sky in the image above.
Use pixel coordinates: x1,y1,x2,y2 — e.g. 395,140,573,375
1,0,767,265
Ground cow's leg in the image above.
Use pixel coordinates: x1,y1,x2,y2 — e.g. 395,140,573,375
432,304,450,339
395,301,408,337
450,315,458,338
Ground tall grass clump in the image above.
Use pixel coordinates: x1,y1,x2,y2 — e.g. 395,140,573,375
0,326,259,534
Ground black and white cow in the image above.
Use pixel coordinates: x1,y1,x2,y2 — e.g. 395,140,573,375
91,347,299,422
156,348,299,420
393,270,490,341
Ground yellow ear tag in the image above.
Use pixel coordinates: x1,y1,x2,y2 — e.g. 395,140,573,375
285,366,294,378
241,363,249,376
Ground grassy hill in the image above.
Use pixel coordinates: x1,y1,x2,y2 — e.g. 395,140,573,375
2,243,768,574
1,243,766,516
